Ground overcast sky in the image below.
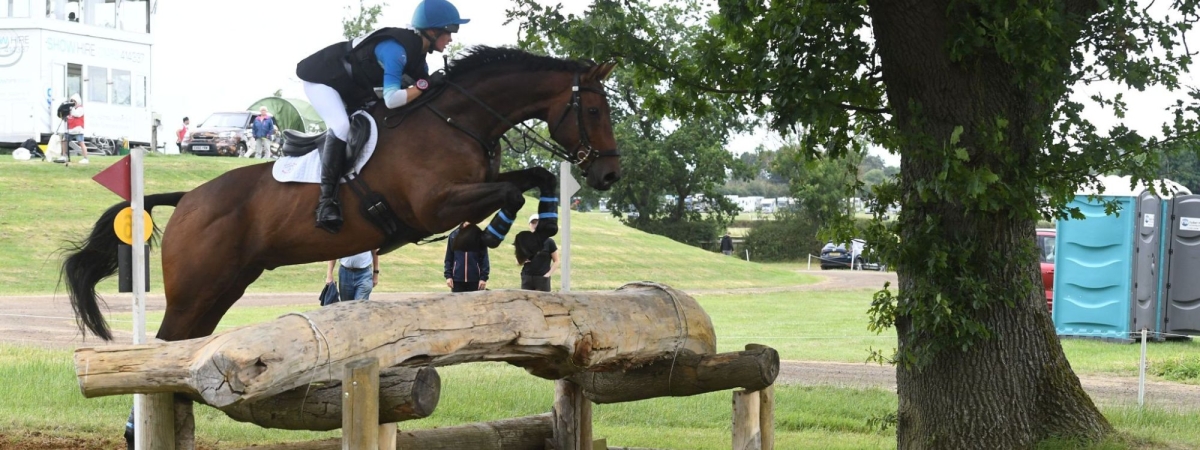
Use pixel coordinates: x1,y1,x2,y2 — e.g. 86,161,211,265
148,1,1198,168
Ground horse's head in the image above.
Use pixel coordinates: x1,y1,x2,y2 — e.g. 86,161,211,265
547,62,622,191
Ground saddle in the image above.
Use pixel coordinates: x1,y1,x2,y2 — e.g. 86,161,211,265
280,113,373,157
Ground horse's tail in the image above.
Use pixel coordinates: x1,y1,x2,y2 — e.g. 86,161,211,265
62,192,187,341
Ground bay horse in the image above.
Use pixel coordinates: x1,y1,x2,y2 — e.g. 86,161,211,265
62,46,620,344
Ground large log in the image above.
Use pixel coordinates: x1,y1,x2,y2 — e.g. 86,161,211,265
217,366,439,431
75,283,714,408
237,414,554,450
569,347,779,404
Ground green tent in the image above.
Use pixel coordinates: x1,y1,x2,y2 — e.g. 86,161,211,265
247,97,326,134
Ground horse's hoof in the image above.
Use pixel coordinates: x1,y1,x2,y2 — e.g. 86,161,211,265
480,231,503,249
536,221,559,238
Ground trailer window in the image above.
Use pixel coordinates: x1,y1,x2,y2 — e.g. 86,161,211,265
3,0,31,18
67,64,83,99
112,69,131,106
88,66,107,104
133,75,146,108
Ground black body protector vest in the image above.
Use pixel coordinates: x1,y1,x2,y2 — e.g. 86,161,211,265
296,27,429,108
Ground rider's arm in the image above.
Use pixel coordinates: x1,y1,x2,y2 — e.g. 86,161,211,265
375,39,420,109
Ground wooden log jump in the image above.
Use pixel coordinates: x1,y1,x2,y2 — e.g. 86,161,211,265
74,283,715,408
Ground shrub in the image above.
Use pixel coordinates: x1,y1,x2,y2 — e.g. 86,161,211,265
742,214,824,261
632,219,723,250
1150,355,1200,383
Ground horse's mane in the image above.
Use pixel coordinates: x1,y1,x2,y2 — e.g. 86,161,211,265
446,46,594,80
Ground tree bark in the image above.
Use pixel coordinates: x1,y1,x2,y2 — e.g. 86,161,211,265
74,283,714,408
866,0,1112,447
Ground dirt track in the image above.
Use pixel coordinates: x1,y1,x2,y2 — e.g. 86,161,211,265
2,269,1197,412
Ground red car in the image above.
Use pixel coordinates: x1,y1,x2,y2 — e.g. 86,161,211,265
1036,228,1056,312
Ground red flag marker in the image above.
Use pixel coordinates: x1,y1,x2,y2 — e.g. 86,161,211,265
92,155,132,201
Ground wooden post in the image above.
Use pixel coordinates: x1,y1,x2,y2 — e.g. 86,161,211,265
343,358,380,450
746,344,774,450
553,380,592,450
174,396,195,450
378,423,397,450
139,393,175,450
732,389,760,450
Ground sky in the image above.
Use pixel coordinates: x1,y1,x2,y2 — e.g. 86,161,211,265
146,0,1199,169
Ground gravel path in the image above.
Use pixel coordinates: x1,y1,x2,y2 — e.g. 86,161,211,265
3,269,1197,411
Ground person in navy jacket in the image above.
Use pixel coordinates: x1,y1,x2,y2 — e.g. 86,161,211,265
444,222,490,292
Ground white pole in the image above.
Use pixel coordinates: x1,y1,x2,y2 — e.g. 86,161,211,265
130,146,149,449
560,163,570,293
1138,329,1148,408
807,254,811,271
745,249,750,262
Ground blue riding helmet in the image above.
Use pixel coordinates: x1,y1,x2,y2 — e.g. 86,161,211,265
412,0,470,32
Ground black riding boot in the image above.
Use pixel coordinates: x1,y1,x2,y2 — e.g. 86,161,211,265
315,135,348,233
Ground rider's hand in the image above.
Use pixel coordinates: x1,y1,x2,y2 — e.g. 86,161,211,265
427,71,446,86
478,280,487,290
445,278,453,289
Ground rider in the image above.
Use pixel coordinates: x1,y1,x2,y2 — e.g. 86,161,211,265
295,0,468,233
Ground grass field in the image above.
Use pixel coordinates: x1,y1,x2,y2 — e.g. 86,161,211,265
1,155,1199,449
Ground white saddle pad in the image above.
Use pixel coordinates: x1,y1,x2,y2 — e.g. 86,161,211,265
272,111,379,184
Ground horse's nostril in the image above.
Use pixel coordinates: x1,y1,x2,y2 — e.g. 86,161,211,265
604,172,621,184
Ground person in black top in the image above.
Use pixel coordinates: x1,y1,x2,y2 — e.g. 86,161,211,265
444,222,490,292
519,214,558,291
720,232,734,256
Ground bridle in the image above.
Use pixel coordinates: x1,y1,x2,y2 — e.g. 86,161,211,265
397,70,621,170
546,72,622,166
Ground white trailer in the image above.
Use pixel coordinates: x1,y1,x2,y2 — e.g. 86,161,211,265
0,0,154,149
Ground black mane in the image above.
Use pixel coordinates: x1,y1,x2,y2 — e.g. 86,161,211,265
446,46,593,79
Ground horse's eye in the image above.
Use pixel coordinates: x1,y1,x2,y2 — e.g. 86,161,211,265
588,107,600,115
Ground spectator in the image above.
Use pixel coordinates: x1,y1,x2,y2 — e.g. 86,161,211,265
249,107,277,158
720,232,734,256
176,117,190,154
519,214,558,292
64,93,88,164
444,222,490,292
325,249,379,301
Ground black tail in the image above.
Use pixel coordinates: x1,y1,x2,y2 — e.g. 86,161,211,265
62,192,187,341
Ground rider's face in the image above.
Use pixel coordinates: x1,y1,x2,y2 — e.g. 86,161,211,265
434,32,453,52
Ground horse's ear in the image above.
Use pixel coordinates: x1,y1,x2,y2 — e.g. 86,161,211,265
585,62,617,82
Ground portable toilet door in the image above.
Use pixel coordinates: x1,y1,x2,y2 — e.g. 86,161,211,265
1163,194,1200,336
1130,191,1163,334
1053,195,1137,339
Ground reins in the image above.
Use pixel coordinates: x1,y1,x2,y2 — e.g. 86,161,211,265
381,70,621,169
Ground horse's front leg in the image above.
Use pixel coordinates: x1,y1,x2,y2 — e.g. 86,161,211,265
432,167,556,252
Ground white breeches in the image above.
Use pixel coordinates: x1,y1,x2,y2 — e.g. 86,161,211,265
303,81,350,141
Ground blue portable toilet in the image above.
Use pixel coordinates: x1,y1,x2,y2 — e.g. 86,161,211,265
1053,176,1190,340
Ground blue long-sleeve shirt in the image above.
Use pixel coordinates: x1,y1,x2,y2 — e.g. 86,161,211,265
375,39,429,108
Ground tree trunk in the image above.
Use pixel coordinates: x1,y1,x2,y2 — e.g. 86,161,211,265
866,0,1112,447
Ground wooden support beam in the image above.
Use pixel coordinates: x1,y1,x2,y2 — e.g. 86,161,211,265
732,389,761,450
74,283,714,408
553,380,592,450
570,347,779,404
745,343,774,450
138,393,175,450
217,366,439,431
342,358,379,450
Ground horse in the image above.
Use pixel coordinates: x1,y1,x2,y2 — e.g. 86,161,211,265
63,46,620,444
